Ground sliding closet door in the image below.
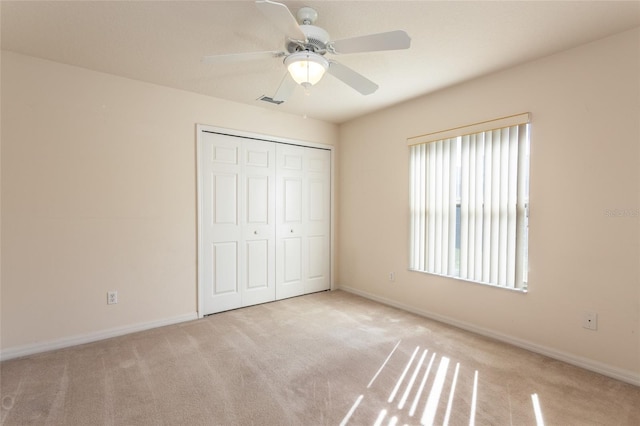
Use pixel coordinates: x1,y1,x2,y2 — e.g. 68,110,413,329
199,132,276,315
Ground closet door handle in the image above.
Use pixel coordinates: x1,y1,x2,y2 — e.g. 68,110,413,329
254,230,258,235
290,229,294,233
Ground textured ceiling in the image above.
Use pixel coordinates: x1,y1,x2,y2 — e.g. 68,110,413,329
2,1,640,123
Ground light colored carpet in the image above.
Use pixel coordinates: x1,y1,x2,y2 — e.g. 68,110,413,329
1,290,638,425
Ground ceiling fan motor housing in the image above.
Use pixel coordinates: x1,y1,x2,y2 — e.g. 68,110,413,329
286,24,330,54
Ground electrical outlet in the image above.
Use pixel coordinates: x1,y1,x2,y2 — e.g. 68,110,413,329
582,311,597,330
107,291,118,305
388,272,395,282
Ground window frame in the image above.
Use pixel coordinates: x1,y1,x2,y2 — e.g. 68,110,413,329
408,114,531,292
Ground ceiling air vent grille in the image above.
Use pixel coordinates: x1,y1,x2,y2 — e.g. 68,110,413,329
258,95,284,105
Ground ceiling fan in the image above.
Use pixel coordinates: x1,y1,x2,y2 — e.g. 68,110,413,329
202,0,411,103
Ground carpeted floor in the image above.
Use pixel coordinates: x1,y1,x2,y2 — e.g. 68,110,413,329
1,290,639,425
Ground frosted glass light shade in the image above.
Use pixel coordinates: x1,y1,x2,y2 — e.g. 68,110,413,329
285,52,329,87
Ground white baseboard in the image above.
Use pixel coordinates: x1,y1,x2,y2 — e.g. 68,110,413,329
0,312,198,362
337,285,640,387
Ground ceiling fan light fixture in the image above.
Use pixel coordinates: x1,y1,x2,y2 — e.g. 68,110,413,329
285,52,329,87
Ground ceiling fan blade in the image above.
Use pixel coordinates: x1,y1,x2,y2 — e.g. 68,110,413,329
256,0,306,42
202,51,284,64
272,72,298,102
327,61,378,95
330,30,411,54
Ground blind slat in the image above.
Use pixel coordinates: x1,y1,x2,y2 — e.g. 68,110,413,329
448,139,458,274
507,127,519,286
460,136,470,279
473,135,484,281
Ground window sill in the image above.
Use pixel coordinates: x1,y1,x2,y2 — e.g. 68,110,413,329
408,268,528,294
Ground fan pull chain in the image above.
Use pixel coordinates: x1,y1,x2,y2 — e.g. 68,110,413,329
302,86,311,119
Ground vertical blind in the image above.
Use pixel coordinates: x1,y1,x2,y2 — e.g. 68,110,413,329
409,114,530,289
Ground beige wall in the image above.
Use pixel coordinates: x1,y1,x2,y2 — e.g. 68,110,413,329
338,28,640,381
0,51,338,352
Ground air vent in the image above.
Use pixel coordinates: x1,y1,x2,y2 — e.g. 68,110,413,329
258,96,284,105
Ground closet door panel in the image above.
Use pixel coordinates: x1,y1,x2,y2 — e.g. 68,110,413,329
283,237,302,282
201,133,243,314
276,145,305,300
213,242,238,294
242,140,276,307
214,174,238,224
246,239,269,289
304,148,331,293
246,177,269,223
307,236,325,279
284,178,303,223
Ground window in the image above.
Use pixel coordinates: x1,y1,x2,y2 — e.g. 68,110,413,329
408,114,530,290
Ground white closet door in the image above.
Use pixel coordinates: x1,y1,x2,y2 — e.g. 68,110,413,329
276,145,331,300
304,148,331,293
275,144,305,300
200,133,276,315
201,133,243,314
242,140,276,307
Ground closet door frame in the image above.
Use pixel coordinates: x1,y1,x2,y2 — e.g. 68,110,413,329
196,124,335,318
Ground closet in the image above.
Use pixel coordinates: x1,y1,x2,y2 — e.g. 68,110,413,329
198,129,331,316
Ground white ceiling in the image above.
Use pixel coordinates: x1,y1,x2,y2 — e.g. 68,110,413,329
2,1,640,124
